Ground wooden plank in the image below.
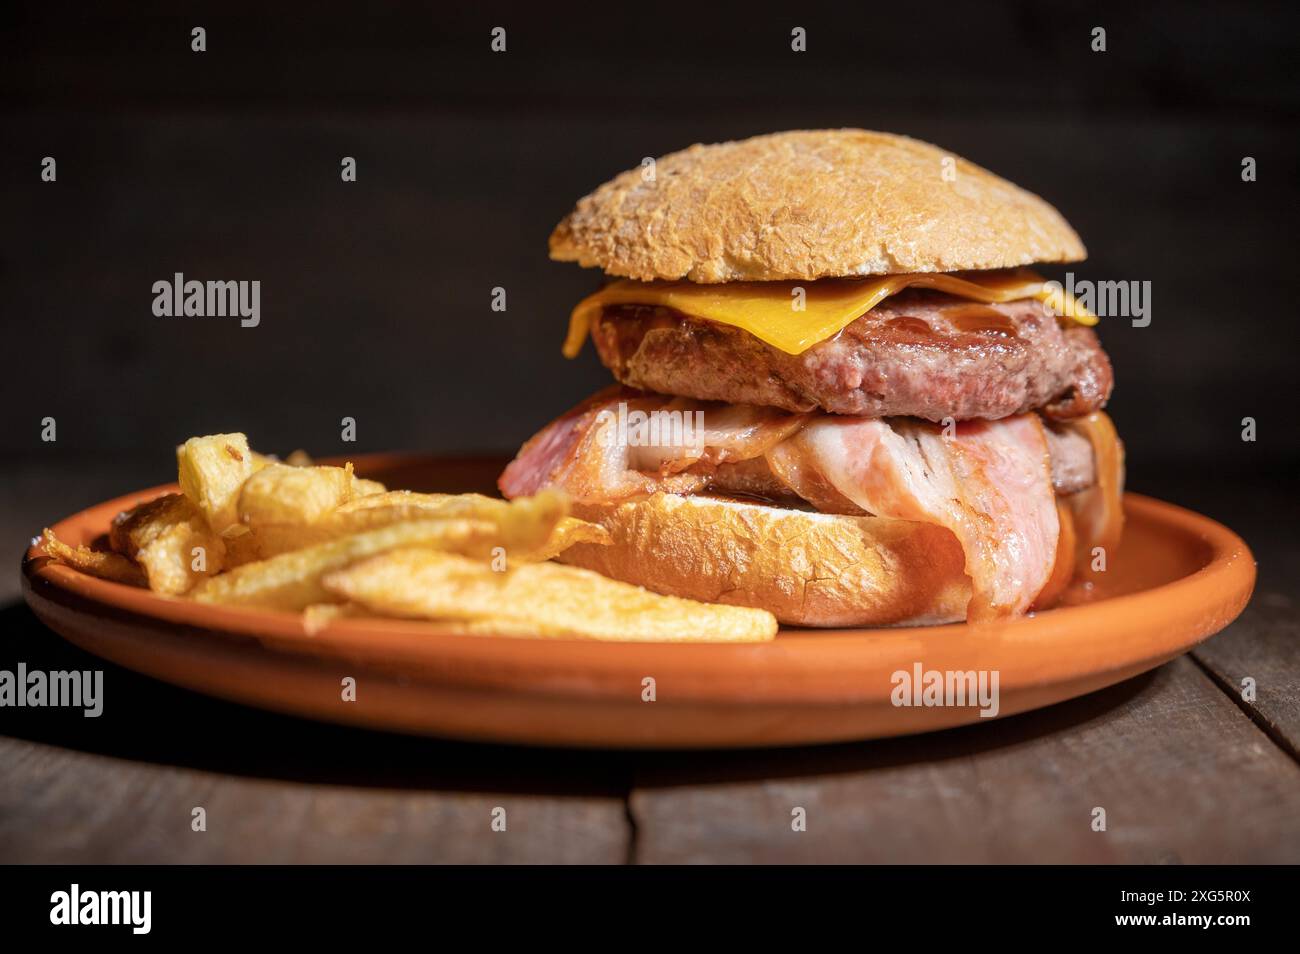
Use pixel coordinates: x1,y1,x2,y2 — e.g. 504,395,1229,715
0,737,628,863
627,656,1300,863
1163,470,1300,755
0,602,630,864
1193,590,1300,759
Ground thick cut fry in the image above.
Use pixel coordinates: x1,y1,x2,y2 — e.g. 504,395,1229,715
331,490,573,559
243,523,337,558
332,490,450,513
238,462,354,528
176,433,254,534
190,518,498,610
221,528,263,567
110,493,226,594
322,548,778,642
40,530,147,587
246,489,577,561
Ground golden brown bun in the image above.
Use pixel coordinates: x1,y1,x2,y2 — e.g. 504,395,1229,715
549,129,1086,283
559,493,972,628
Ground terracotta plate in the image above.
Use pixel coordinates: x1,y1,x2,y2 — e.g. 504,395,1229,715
21,455,1256,749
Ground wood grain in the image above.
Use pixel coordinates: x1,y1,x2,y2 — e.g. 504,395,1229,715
0,736,627,863
626,657,1300,863
1193,589,1300,759
0,601,630,864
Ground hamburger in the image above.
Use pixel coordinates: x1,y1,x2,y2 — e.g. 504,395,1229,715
500,130,1123,626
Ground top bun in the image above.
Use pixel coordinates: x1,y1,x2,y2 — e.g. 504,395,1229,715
549,129,1086,283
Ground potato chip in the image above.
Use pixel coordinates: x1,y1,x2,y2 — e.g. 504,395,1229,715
190,518,497,611
39,529,147,587
110,493,226,594
176,433,254,534
322,548,777,642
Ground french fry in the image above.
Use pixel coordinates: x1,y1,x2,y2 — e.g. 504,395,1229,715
40,529,147,587
221,528,263,568
190,518,498,611
247,488,578,561
301,601,368,634
237,462,354,529
241,523,337,558
351,477,387,497
322,548,778,642
330,490,573,560
110,493,226,594
332,490,453,513
530,517,612,562
176,433,254,534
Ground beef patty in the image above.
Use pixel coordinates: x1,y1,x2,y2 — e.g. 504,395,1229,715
591,291,1113,422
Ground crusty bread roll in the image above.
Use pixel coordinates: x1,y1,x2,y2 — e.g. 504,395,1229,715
558,493,972,627
549,129,1086,283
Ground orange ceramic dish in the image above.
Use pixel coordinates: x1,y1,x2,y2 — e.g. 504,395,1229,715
21,456,1255,749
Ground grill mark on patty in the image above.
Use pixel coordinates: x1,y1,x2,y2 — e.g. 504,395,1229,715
591,290,1113,422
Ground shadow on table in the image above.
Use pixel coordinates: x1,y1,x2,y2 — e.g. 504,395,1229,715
0,600,1152,795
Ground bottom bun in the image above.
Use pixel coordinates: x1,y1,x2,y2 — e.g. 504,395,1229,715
560,493,972,627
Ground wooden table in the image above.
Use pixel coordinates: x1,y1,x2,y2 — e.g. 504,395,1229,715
2,460,1297,864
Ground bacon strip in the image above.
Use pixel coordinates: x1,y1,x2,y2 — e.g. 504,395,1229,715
782,416,1058,619
502,392,1065,619
498,387,804,503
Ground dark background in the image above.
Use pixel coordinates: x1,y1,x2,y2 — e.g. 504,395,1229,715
2,1,1300,871
2,1,1297,588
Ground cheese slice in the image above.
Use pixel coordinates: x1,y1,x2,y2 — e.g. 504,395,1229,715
563,268,1097,358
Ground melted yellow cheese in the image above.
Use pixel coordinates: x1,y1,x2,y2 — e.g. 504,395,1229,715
563,269,1097,358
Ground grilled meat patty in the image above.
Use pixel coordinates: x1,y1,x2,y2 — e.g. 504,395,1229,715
590,291,1113,422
